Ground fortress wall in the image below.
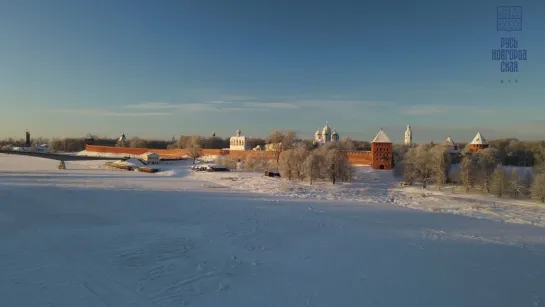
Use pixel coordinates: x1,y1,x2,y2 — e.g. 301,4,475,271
345,151,373,165
84,145,375,165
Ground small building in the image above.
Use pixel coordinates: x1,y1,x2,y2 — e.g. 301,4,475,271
265,142,282,151
34,144,50,153
229,129,250,151
468,132,489,152
141,152,160,164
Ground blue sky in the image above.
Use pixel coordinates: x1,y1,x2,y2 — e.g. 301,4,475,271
0,0,544,143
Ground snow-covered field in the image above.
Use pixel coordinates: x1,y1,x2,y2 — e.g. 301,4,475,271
1,154,545,306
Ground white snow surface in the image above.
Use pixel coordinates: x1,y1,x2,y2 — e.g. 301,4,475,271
1,154,545,307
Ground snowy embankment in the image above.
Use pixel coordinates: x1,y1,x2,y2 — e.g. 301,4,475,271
2,154,545,307
190,167,545,228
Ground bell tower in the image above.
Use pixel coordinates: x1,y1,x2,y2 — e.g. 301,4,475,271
404,125,412,146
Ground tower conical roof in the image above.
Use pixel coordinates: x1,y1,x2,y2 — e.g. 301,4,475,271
372,129,392,143
470,132,487,145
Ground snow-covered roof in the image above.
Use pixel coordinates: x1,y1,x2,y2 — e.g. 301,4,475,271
142,152,159,157
445,136,456,146
470,132,487,145
371,129,392,143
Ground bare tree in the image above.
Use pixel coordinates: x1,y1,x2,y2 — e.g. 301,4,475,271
429,145,450,190
337,137,355,151
290,145,310,180
215,155,237,169
244,153,270,171
266,130,298,167
129,137,148,148
302,151,323,184
473,148,500,194
489,166,507,197
321,147,351,184
187,136,202,164
278,149,295,180
459,154,475,192
404,145,434,189
520,170,534,198
531,171,545,203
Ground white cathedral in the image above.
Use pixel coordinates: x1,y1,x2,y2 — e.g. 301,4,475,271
314,122,340,145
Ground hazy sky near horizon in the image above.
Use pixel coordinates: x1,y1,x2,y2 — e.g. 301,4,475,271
1,0,544,143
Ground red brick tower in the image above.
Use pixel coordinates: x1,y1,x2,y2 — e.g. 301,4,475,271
371,129,393,170
468,132,489,152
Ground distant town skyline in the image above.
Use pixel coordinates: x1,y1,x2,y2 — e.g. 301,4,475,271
1,0,544,142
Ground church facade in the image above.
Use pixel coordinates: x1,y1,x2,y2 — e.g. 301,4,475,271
314,123,340,145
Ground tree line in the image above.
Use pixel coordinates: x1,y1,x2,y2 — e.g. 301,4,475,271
212,130,354,185
395,143,545,203
1,133,544,169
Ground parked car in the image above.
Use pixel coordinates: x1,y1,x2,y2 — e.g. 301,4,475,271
207,165,229,172
191,165,208,171
264,170,281,178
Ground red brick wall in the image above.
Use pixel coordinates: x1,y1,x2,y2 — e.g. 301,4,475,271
85,145,223,158
85,145,386,168
345,151,373,165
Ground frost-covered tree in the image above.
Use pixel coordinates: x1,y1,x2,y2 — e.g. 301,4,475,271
429,145,451,190
530,172,545,203
187,136,202,164
520,170,534,198
404,145,434,189
489,166,507,197
459,154,474,192
322,147,352,184
244,153,270,171
266,130,297,167
290,145,310,181
473,148,500,194
302,151,323,185
278,149,295,180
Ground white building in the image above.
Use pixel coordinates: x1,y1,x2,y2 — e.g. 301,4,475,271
404,125,412,145
34,144,50,153
141,152,160,164
229,129,250,151
314,123,340,145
